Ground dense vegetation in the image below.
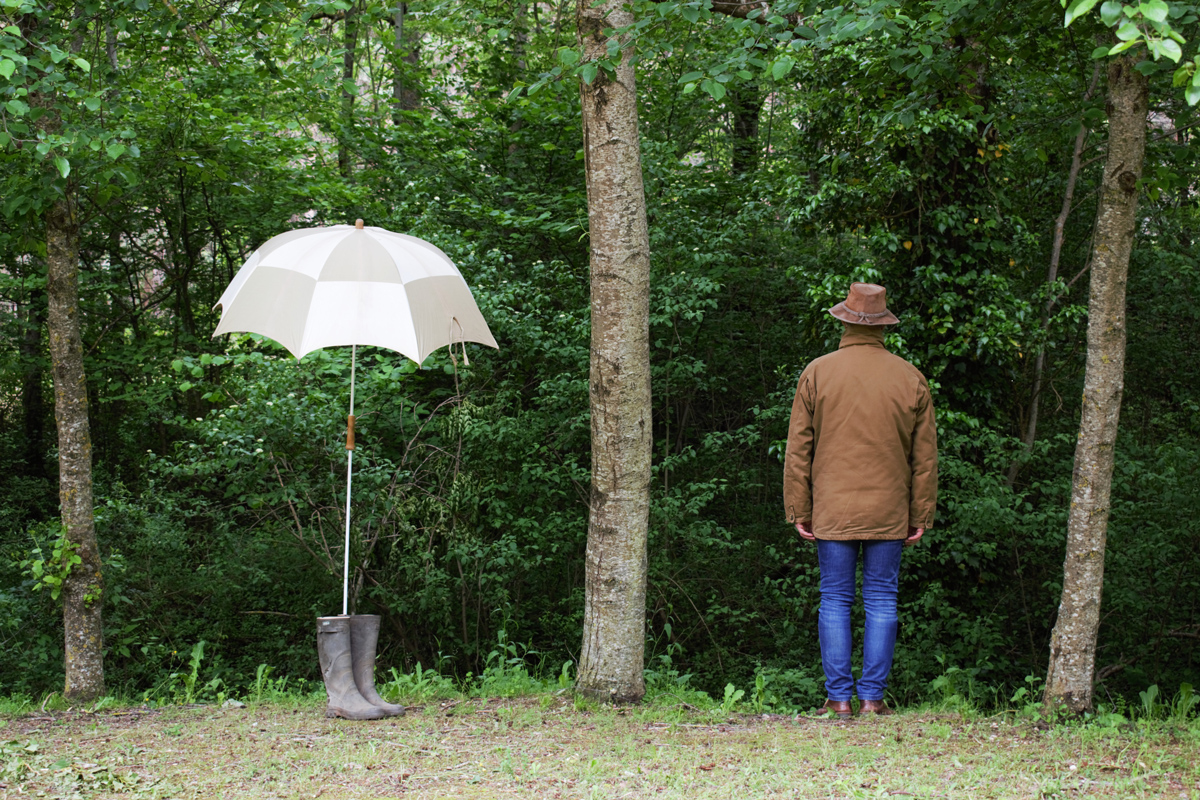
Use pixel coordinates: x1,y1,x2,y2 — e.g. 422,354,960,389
1,0,1197,710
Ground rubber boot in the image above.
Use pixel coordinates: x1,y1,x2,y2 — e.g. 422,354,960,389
349,614,406,717
316,616,385,720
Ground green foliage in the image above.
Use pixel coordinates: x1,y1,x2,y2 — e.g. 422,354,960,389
720,682,745,713
17,526,79,602
0,0,1197,711
382,662,459,703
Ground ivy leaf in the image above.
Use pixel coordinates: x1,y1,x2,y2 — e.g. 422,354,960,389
1064,0,1100,26
84,96,101,111
107,143,126,159
579,62,598,85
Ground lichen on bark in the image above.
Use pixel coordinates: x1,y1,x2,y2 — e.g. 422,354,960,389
47,194,105,702
1043,54,1147,715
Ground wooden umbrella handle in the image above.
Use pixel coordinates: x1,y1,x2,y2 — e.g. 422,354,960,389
346,415,356,450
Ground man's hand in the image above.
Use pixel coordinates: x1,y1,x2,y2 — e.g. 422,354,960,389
796,521,815,541
904,527,925,547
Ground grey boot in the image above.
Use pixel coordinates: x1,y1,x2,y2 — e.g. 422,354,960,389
316,616,385,720
349,615,406,717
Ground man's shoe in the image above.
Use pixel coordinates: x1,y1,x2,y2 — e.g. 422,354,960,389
811,699,853,719
858,699,894,716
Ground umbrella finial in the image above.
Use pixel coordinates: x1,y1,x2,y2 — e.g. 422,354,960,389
355,219,364,229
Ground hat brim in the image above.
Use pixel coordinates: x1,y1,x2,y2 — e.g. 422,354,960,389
829,302,900,326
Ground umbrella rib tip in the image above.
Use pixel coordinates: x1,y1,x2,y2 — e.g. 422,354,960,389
355,219,364,229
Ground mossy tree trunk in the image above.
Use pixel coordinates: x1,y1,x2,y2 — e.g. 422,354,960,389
47,194,105,702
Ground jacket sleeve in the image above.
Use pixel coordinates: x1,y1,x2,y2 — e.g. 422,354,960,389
783,370,815,523
908,377,938,529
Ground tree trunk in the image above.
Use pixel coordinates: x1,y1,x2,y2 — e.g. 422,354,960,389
21,280,48,479
46,194,105,702
339,0,360,177
391,1,420,123
1043,54,1147,715
730,82,763,176
575,0,652,704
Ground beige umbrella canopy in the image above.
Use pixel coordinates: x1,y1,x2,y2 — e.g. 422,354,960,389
213,220,498,614
214,220,497,362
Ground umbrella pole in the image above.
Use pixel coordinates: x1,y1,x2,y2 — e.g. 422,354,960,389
343,344,357,616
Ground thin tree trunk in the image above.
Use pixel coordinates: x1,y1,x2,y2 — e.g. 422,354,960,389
339,0,360,177
1043,54,1147,715
730,82,763,176
575,0,652,704
1007,62,1103,488
47,194,105,702
21,279,48,479
105,20,118,71
391,2,420,122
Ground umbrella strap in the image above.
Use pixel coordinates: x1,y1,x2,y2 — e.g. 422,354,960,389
450,318,469,366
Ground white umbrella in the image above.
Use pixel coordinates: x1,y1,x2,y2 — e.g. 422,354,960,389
214,219,498,614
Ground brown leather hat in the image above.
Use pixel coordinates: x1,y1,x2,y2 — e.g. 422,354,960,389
828,282,900,326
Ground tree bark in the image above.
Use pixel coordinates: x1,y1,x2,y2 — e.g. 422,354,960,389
339,0,360,177
1043,54,1147,715
575,0,652,704
47,193,105,702
730,82,763,176
20,279,48,479
391,1,420,123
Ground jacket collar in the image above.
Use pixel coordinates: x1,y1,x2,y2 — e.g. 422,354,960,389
838,324,887,350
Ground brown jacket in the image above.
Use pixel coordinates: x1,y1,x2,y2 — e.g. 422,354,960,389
783,325,938,540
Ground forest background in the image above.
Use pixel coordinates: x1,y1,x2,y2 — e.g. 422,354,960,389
0,0,1197,711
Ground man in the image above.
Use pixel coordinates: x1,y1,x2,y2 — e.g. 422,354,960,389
784,283,937,718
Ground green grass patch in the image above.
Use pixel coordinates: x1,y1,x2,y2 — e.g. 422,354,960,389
2,694,1198,799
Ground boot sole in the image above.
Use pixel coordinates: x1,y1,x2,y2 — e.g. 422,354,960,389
326,706,385,720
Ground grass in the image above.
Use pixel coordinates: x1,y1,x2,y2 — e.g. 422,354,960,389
2,693,1198,799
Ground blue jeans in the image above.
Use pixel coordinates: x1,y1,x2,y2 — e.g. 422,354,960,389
816,538,904,702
